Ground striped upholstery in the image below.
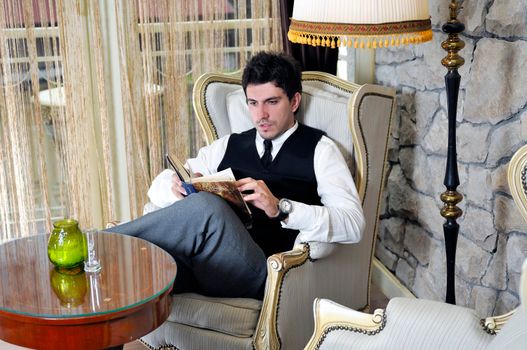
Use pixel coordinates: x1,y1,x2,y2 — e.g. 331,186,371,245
308,258,527,350
166,293,261,337
142,293,261,350
318,298,494,350
142,322,254,350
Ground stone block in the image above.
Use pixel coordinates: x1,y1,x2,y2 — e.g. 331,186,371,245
375,65,397,88
482,234,507,290
463,165,494,211
488,118,525,167
415,90,440,135
375,244,398,271
403,224,431,265
456,235,491,284
486,0,527,37
379,217,405,243
413,264,442,301
400,146,426,193
422,109,448,155
458,205,497,252
471,286,498,317
464,38,527,124
395,258,416,289
387,165,418,219
375,45,416,65
491,163,509,194
387,137,400,163
397,43,444,91
428,0,453,28
494,194,526,232
461,0,491,35
457,122,490,163
455,277,474,309
495,290,520,315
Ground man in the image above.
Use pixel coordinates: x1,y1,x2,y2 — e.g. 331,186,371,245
107,51,364,299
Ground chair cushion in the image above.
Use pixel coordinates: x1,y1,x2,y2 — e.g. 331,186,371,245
142,320,254,350
166,293,262,338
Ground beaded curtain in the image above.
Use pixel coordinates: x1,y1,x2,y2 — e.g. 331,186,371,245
0,0,282,240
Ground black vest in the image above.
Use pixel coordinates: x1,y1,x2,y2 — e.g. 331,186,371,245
218,123,324,257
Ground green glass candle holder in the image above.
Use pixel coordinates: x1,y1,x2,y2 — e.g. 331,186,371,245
48,219,86,271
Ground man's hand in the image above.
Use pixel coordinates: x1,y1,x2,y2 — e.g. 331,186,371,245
236,177,279,218
171,172,202,199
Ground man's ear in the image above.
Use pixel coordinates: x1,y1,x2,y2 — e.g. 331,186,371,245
291,92,302,113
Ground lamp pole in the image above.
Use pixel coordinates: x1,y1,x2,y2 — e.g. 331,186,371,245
440,0,465,305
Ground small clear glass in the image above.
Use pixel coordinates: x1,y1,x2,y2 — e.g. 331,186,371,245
84,229,101,273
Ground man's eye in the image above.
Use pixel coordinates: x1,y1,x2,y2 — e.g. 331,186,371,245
268,100,278,105
248,101,257,106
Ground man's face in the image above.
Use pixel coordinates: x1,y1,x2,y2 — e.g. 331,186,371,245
246,82,301,140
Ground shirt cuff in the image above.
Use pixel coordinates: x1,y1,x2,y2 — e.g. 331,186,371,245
147,169,181,208
281,201,329,241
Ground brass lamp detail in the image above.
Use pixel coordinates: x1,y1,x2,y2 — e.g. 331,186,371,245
440,191,463,219
441,2,465,70
440,0,465,305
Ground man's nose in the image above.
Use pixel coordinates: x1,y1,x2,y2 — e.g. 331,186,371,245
256,104,268,118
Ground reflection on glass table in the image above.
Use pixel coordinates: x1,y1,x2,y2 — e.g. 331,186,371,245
0,232,177,350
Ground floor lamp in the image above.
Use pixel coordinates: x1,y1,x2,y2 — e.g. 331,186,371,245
439,0,464,305
289,0,464,304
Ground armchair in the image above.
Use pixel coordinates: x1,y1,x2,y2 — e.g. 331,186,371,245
304,259,527,350
303,144,527,350
140,71,396,350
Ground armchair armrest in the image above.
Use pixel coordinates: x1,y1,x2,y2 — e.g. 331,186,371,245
304,297,496,350
253,242,371,350
304,298,385,350
254,243,311,349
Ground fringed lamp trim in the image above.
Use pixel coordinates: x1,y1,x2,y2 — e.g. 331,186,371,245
288,18,432,48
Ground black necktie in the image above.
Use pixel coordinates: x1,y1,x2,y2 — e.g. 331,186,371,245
261,140,273,169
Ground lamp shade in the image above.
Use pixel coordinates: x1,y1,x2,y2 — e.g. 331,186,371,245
288,0,432,48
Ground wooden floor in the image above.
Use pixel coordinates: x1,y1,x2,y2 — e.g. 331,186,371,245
0,283,389,349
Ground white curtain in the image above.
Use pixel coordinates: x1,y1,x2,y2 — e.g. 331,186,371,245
0,0,283,241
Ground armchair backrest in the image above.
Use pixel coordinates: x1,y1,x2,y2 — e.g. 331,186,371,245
193,71,396,348
193,70,395,232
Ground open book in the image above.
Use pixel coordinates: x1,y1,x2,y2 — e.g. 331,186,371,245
166,154,252,227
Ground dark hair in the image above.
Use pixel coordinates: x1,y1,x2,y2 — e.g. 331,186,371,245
242,51,302,100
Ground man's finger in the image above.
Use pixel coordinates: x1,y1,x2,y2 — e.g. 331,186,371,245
235,177,254,186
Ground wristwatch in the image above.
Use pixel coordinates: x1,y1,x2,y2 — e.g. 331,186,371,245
275,198,293,221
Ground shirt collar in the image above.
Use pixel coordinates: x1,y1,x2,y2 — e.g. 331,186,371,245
255,122,298,156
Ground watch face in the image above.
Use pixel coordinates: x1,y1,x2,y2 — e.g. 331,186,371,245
279,199,292,213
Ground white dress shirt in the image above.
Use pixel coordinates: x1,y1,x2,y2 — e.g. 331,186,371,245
148,122,364,253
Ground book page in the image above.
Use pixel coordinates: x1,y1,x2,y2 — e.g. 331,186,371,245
191,168,236,183
165,153,251,226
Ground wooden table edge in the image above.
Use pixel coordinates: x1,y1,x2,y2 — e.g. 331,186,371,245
0,286,174,349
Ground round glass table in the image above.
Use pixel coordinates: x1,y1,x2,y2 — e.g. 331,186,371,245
0,232,177,349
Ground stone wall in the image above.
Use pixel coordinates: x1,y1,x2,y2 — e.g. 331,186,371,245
374,0,527,315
